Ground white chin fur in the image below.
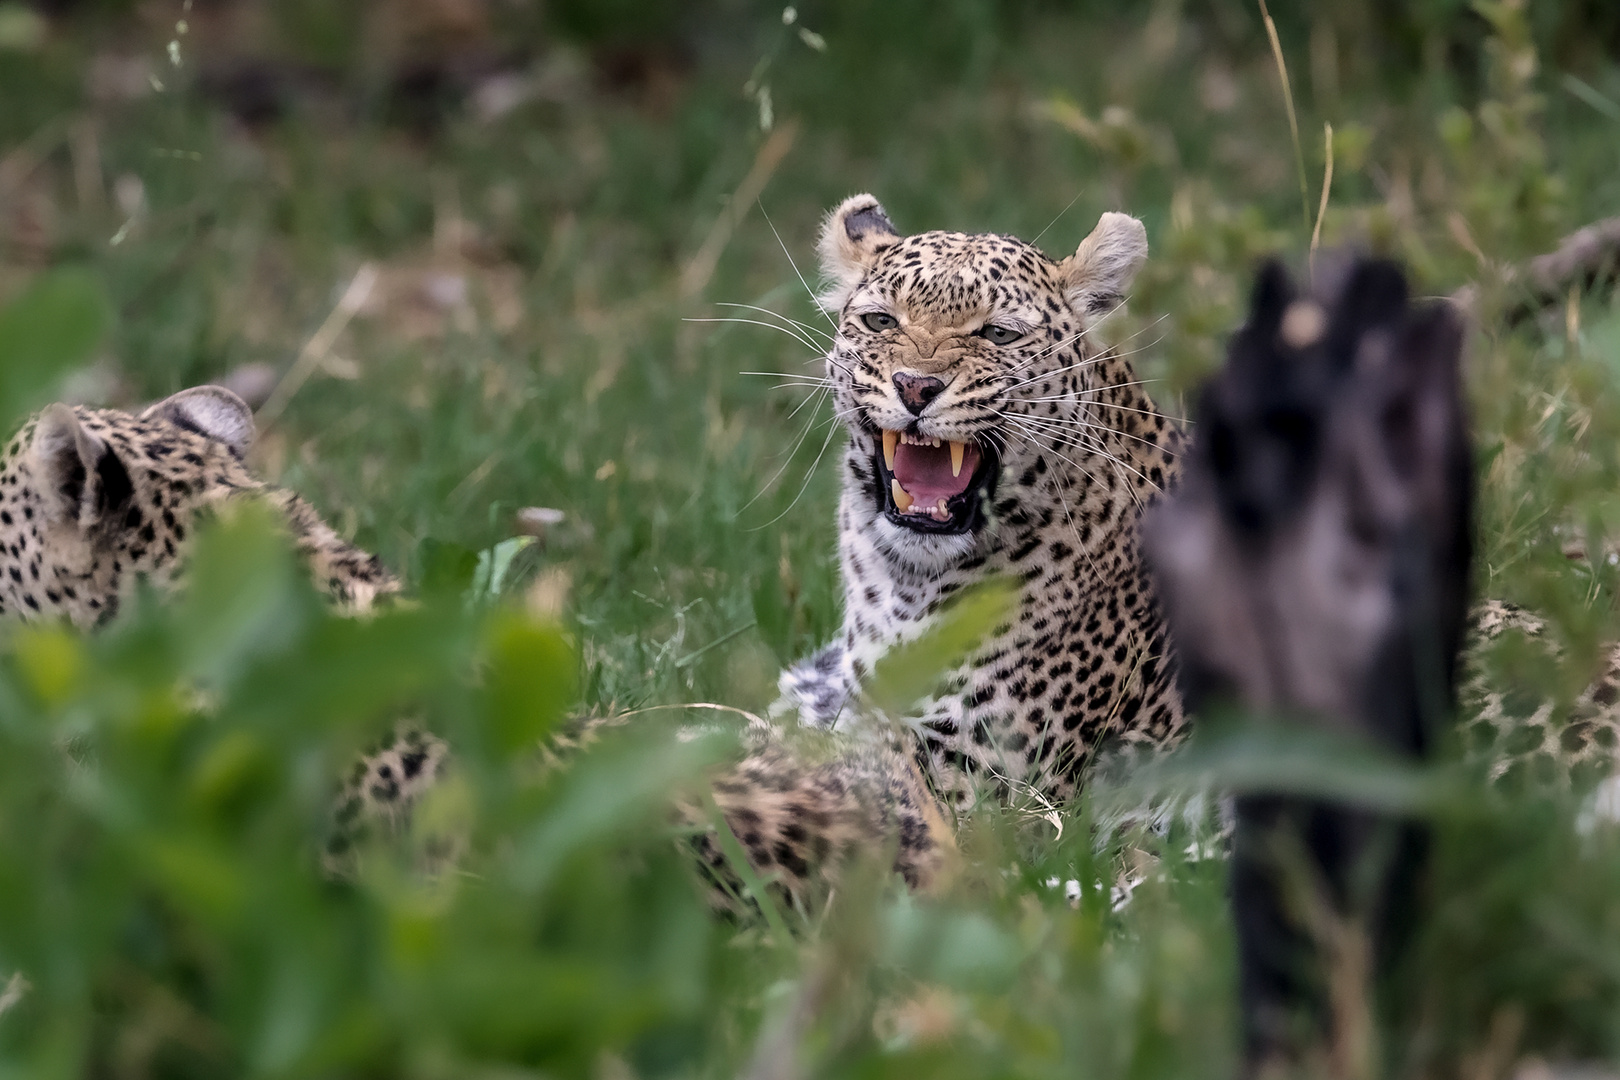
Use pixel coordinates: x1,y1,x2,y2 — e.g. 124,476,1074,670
871,516,981,573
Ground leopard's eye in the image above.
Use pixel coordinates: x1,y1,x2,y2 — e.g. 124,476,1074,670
861,311,898,332
980,324,1023,346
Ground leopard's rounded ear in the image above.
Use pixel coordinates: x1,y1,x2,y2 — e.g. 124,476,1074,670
31,404,128,528
142,386,255,457
818,194,900,310
1059,212,1148,319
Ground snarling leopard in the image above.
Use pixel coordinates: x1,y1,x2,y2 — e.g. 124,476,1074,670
341,196,1198,905
773,196,1186,821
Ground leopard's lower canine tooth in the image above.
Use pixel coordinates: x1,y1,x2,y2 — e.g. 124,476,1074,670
950,440,965,477
882,429,898,471
891,479,914,513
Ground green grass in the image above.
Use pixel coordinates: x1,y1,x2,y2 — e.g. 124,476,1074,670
4,1,1620,1076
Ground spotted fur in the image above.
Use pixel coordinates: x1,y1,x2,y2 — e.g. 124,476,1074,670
0,386,398,623
779,196,1186,816
0,386,448,859
327,723,456,869
1462,599,1620,785
0,386,942,906
688,736,957,914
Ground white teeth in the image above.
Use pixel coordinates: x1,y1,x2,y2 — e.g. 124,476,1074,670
882,430,897,471
891,481,953,520
950,440,965,477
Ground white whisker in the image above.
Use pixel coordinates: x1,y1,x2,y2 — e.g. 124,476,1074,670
821,354,855,379
717,302,833,344
1044,439,1115,585
1031,189,1086,247
760,202,838,330
1016,397,1170,422
1002,298,1137,377
784,387,832,422
1001,315,1160,388
1006,422,1149,513
684,316,821,353
737,386,831,514
1012,335,1167,400
1001,414,1160,496
741,371,832,390
747,409,845,531
1002,352,1108,392
1010,407,1156,451
1003,325,1091,376
999,421,1123,508
1071,376,1162,397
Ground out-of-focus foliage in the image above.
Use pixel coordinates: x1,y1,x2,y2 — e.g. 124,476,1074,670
0,268,109,435
0,502,741,1078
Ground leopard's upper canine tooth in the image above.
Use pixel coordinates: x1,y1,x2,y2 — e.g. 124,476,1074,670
882,430,897,471
950,440,966,477
892,479,914,513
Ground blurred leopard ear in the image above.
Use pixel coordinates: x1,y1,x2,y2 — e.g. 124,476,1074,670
1060,211,1148,319
818,194,900,310
31,404,131,528
142,386,255,458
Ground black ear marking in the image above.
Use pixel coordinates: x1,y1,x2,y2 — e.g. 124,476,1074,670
57,452,88,511
32,405,105,527
1086,291,1122,315
845,203,897,243
94,443,134,517
819,194,903,308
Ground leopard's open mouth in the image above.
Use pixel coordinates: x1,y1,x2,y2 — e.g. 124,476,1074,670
873,428,998,535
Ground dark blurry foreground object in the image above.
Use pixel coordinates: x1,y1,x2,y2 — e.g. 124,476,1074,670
1145,257,1472,1072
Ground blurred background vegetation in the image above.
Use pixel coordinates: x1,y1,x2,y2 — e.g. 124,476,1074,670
2,0,1620,1076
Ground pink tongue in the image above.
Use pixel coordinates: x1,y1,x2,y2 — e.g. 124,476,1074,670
893,442,980,505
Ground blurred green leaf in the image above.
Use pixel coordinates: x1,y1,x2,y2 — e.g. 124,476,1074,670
11,625,83,710
468,536,534,605
482,612,576,758
1097,715,1462,819
176,500,312,688
507,726,729,893
882,897,1023,992
866,577,1019,715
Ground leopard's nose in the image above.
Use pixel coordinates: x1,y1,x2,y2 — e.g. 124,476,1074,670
892,371,946,415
